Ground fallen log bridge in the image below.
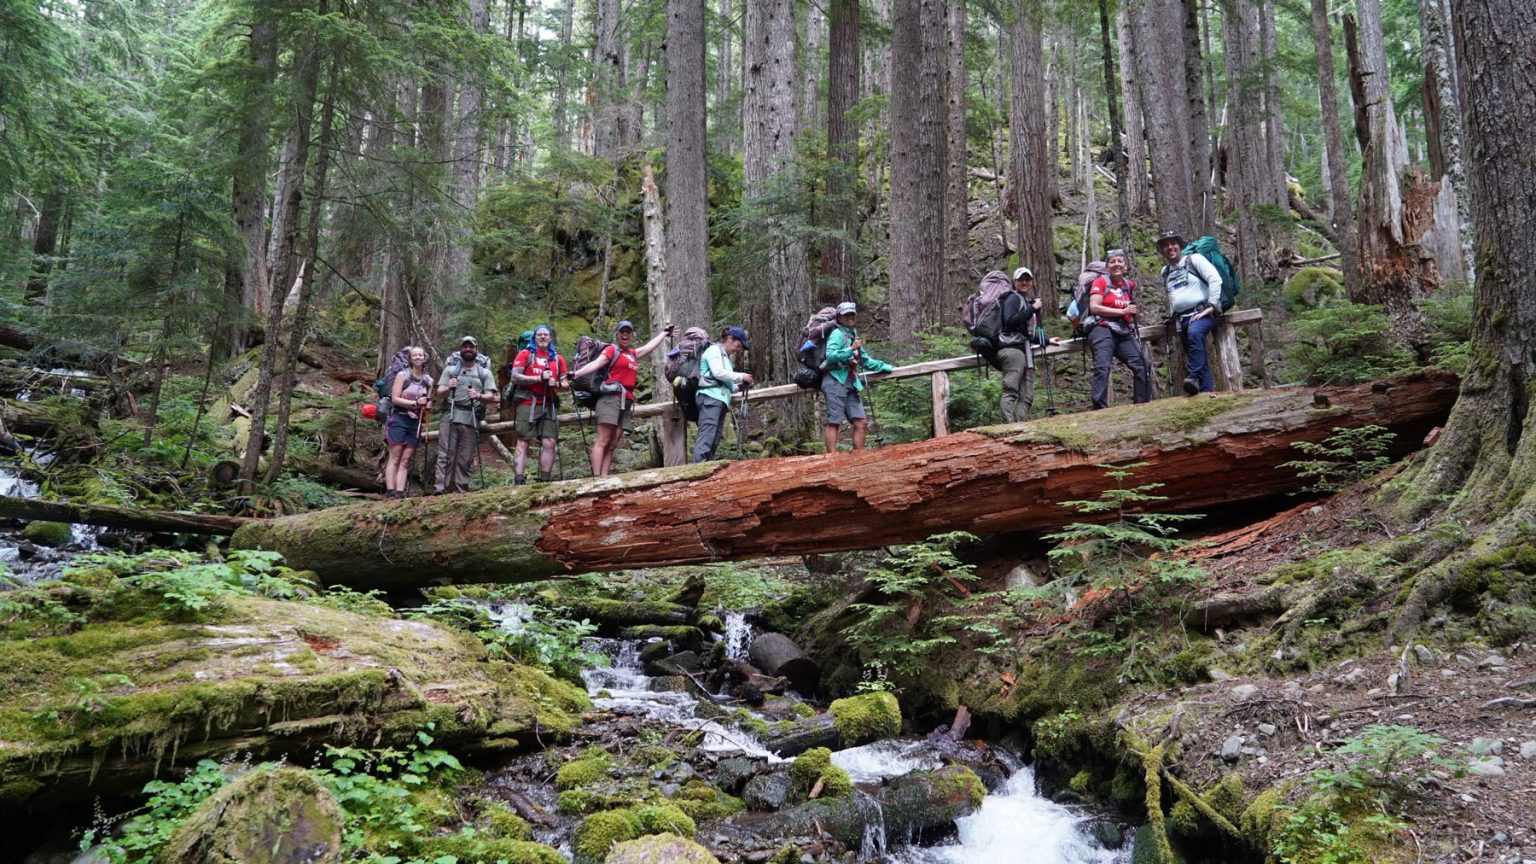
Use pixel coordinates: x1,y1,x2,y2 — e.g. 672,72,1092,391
231,372,1459,589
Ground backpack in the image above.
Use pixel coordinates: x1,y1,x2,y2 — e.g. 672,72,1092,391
664,327,712,422
570,335,613,409
443,351,492,422
1065,262,1110,334
794,307,840,389
962,271,1015,345
503,330,563,404
372,346,415,422
1182,236,1240,311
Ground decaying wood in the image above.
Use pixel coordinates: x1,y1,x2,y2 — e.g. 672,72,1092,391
231,373,1459,589
733,765,983,848
0,495,250,536
747,633,821,695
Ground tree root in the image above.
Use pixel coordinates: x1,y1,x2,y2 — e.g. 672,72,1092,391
1119,726,1248,854
1387,504,1536,644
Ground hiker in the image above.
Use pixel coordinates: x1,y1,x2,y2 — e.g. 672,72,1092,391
1086,249,1152,410
509,325,568,484
1157,229,1223,395
692,327,754,463
384,346,432,499
997,267,1050,423
822,302,893,453
571,320,675,476
434,336,499,493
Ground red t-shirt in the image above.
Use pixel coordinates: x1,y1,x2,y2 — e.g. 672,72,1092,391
1090,275,1136,325
512,348,567,404
602,344,640,398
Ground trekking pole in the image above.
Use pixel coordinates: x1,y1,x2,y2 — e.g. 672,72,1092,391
735,383,751,460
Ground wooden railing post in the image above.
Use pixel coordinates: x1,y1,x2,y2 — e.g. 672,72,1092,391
1211,317,1244,391
932,371,950,437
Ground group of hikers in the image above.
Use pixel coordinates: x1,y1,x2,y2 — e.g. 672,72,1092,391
977,227,1233,420
371,225,1231,497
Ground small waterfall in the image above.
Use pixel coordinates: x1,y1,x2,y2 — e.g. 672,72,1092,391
832,740,942,783
722,611,752,661
855,790,888,861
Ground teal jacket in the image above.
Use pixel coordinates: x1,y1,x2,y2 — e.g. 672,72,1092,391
697,343,746,407
824,325,892,389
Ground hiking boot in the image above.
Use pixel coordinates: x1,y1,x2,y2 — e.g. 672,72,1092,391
514,474,527,485
538,471,552,482
1182,377,1200,396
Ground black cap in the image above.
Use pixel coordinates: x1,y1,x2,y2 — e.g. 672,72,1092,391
1157,230,1183,247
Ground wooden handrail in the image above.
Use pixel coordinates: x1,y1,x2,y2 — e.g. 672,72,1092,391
425,308,1265,439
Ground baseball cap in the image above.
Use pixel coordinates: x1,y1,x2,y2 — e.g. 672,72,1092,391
616,320,635,333
1157,229,1184,247
459,335,477,347
724,326,751,350
836,301,858,317
1013,267,1034,280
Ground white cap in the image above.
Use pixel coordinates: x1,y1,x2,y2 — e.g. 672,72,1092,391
836,301,858,316
1013,267,1034,280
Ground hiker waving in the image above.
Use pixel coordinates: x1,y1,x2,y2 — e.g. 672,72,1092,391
821,302,892,453
1086,249,1152,410
571,320,674,476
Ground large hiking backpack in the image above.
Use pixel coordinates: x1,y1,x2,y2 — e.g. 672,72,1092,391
1182,236,1240,311
443,351,492,422
503,329,563,404
962,270,1016,360
664,327,712,421
570,335,613,409
794,307,840,389
1065,262,1110,335
372,346,415,422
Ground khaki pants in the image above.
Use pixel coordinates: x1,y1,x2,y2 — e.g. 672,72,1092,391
997,347,1034,423
443,421,479,493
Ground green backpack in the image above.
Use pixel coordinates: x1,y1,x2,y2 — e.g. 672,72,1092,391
1183,235,1240,311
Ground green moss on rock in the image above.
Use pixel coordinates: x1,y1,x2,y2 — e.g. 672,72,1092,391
481,804,533,840
557,751,613,790
573,808,645,864
829,691,900,745
635,802,696,836
605,833,721,864
421,833,564,864
22,521,73,547
162,766,342,864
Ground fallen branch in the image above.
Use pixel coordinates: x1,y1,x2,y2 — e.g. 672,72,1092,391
0,495,249,536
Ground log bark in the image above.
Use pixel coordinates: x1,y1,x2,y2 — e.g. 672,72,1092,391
732,765,983,847
0,495,250,536
232,373,1460,588
761,710,840,757
747,632,821,695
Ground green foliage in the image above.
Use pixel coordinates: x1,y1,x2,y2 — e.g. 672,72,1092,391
864,330,1005,443
108,549,311,617
0,586,85,638
1045,463,1205,592
1285,302,1418,385
842,532,979,685
1418,281,1475,374
406,598,605,682
1282,426,1396,493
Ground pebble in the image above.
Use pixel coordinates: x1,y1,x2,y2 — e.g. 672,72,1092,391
1338,668,1370,687
1520,741,1536,760
1208,667,1234,682
1257,723,1277,737
1220,736,1243,762
1472,738,1505,756
1480,654,1510,669
1468,759,1506,778
1414,644,1434,664
1442,669,1458,679
1231,684,1259,700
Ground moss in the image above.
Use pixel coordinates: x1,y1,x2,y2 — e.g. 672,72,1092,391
1281,267,1345,310
1205,772,1246,825
1239,785,1285,851
162,766,342,864
673,787,745,822
420,833,565,864
59,566,116,589
22,521,74,547
606,834,721,864
934,765,987,808
481,804,533,840
1069,769,1094,797
558,789,602,814
631,744,676,768
572,808,645,863
1451,542,1536,610
556,751,613,790
635,802,697,836
1168,800,1201,836
829,691,900,745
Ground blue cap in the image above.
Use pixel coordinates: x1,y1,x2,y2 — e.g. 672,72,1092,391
725,326,750,351
533,324,552,337
616,320,635,333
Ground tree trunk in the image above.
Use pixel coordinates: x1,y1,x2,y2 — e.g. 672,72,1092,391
1310,0,1361,295
448,0,489,287
802,0,824,133
641,164,687,467
233,373,1460,588
1346,0,1440,349
595,0,625,157
223,17,278,359
743,0,811,430
714,0,738,154
1258,0,1292,264
553,0,576,150
1099,0,1132,245
1385,0,1536,639
1183,0,1212,233
1130,0,1195,235
821,0,860,303
1223,0,1265,282
1117,5,1150,218
735,766,983,849
666,0,713,332
1416,0,1472,283
747,632,821,694
944,0,970,314
888,0,947,348
1009,0,1054,310
0,495,249,536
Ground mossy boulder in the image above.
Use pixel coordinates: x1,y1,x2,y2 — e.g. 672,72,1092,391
556,750,613,789
21,521,73,547
829,691,901,745
420,833,564,864
574,803,697,863
788,747,852,802
605,834,721,864
1282,266,1344,309
481,803,534,840
162,766,342,864
672,781,745,822
1131,823,1189,864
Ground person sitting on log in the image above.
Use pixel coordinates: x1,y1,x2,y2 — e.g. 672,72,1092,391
821,302,892,453
1157,229,1223,395
692,326,754,463
384,346,432,499
571,320,675,476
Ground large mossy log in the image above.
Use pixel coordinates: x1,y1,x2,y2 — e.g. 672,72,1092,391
731,765,986,849
0,595,590,812
0,495,250,535
231,373,1459,589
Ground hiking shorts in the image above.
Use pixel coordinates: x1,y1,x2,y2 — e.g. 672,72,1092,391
595,392,633,430
385,411,422,448
514,402,559,442
821,375,866,425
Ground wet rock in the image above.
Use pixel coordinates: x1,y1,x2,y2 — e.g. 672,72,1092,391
1087,819,1125,849
606,834,721,864
735,766,985,852
649,651,707,677
1220,736,1243,762
21,521,72,548
163,766,342,864
743,770,792,811
762,711,839,759
713,758,762,794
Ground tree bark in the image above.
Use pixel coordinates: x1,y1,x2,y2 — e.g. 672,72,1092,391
0,495,249,535
1099,0,1132,245
1258,0,1292,263
821,0,861,303
1416,0,1472,282
1117,4,1150,218
223,17,278,359
1310,0,1362,295
747,632,821,694
944,0,970,315
888,0,947,348
802,0,824,133
1182,0,1212,233
595,0,625,157
641,164,687,467
1009,0,1055,310
1223,0,1266,281
1130,0,1195,235
233,373,1460,588
553,0,576,149
666,0,713,331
